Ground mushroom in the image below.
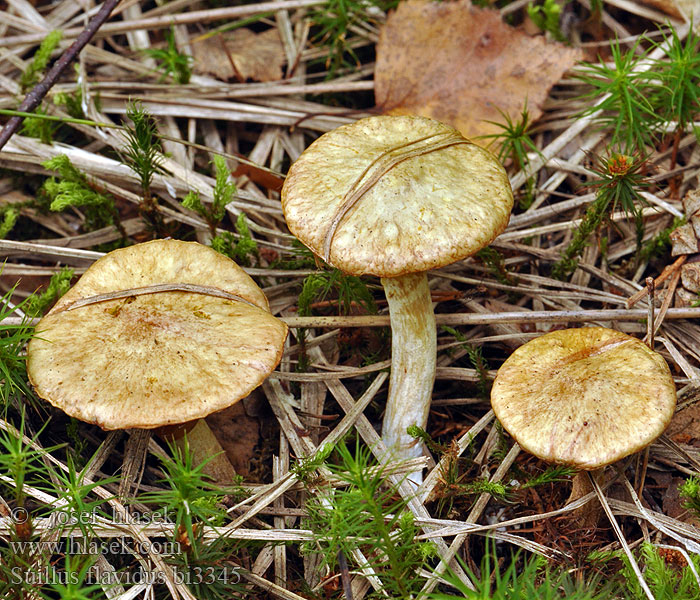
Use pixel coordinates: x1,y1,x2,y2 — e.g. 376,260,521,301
281,115,513,481
27,239,288,483
491,326,676,526
490,327,676,471
492,326,677,598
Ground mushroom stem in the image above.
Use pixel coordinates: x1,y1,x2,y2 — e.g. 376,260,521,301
158,418,237,485
566,470,602,528
381,272,436,484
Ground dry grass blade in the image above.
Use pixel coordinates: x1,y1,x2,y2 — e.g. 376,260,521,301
589,472,656,600
2,1,700,597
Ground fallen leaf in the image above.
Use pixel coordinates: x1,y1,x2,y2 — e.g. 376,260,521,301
658,473,700,528
375,0,581,140
636,0,699,19
666,402,700,445
231,159,285,191
683,188,700,239
670,223,699,256
192,28,285,82
206,401,260,476
675,287,697,307
661,476,694,519
681,262,700,292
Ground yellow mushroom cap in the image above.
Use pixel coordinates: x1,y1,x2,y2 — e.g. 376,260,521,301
490,327,676,470
27,240,288,430
281,115,514,278
53,239,270,312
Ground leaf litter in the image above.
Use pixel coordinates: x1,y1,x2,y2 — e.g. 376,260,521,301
191,28,286,83
0,0,699,598
375,0,581,139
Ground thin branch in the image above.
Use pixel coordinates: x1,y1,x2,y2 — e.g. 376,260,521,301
0,0,122,152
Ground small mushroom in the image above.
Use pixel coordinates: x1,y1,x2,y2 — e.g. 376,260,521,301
282,115,513,481
27,239,288,483
490,327,676,470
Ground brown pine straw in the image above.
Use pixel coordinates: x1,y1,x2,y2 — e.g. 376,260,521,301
12,306,700,329
627,255,687,308
2,2,700,597
280,307,700,328
0,0,325,46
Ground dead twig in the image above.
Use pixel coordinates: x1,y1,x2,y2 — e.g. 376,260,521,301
0,0,122,151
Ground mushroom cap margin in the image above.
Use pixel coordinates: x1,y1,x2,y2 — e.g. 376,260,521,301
27,240,288,429
52,239,270,313
281,115,514,278
490,327,676,470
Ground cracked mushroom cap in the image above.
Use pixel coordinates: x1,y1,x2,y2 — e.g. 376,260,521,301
27,240,288,430
281,115,513,278
490,327,676,470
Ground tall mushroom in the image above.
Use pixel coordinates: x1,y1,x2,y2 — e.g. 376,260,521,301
281,115,513,481
27,239,288,483
490,327,676,470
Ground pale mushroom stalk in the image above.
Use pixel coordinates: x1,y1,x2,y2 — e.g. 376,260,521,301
281,115,514,486
381,273,436,479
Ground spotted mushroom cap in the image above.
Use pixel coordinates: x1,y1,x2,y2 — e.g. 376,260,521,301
281,115,514,278
490,327,676,470
27,240,288,430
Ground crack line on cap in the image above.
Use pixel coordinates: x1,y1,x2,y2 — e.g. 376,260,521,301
552,337,635,371
54,283,259,313
321,130,471,262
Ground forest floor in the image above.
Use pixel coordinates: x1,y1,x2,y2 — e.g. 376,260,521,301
1,0,700,599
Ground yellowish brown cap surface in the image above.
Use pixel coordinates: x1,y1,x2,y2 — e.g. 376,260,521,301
27,240,288,430
490,327,676,470
281,115,514,278
53,239,270,312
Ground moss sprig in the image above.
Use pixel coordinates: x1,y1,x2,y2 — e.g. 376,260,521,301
442,326,491,398
575,38,660,153
210,213,259,266
20,31,63,93
121,102,166,235
303,440,434,598
144,27,193,84
23,267,74,318
298,269,376,316
527,0,566,42
183,155,236,236
0,208,19,240
41,155,124,235
679,475,700,518
552,151,649,279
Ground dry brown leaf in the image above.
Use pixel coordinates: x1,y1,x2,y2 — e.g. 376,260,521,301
374,0,582,140
206,402,260,476
660,476,690,518
192,28,284,83
660,476,700,528
636,0,699,19
666,402,700,445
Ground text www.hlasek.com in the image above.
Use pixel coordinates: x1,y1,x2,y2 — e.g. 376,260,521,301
9,538,181,556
